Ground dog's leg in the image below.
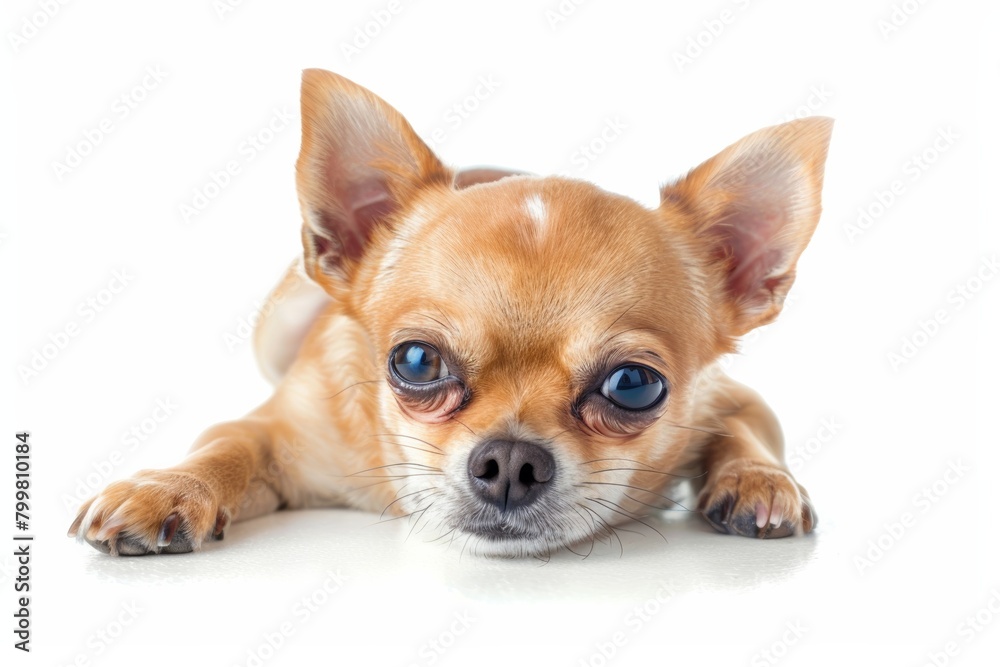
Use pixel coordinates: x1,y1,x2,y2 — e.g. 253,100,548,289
693,372,817,538
67,417,288,555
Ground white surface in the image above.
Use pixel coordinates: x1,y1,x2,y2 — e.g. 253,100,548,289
3,0,998,665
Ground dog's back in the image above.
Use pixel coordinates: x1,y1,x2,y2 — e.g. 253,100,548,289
252,258,330,384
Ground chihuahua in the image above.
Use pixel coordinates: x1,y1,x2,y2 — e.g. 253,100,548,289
69,69,832,557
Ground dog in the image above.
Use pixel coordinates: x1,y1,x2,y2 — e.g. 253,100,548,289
69,69,832,557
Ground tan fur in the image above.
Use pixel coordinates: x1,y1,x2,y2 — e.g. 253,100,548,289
69,70,831,556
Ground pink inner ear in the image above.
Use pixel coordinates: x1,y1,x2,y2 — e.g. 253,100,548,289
324,175,397,263
722,204,788,307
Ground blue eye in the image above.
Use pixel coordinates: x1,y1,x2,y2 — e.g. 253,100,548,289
600,365,666,410
390,342,448,384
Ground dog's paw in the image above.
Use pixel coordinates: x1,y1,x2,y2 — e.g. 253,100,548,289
697,460,816,538
67,469,230,556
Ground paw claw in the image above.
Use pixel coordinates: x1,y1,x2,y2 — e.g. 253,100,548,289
703,494,736,533
801,495,818,533
157,514,180,548
67,498,92,538
698,460,815,539
212,509,231,540
755,502,770,529
68,470,225,556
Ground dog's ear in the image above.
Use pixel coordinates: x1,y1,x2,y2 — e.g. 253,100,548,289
295,69,451,287
661,117,833,337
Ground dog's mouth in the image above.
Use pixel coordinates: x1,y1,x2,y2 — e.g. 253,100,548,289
453,520,557,557
445,502,584,556
464,522,536,541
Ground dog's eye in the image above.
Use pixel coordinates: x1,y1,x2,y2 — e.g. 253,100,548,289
600,365,666,410
390,342,449,384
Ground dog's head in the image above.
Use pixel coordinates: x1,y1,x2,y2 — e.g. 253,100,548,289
295,69,832,556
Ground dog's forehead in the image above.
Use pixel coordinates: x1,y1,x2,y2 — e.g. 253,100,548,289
382,179,664,319
367,177,707,364
404,177,668,288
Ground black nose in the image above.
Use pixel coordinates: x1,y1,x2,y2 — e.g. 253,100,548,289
467,440,556,511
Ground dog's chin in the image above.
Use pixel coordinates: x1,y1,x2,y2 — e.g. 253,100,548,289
456,527,560,558
450,516,587,558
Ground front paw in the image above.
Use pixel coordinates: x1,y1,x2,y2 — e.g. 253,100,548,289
67,469,230,556
697,460,816,538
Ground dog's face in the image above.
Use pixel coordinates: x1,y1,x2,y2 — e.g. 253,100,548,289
295,70,831,556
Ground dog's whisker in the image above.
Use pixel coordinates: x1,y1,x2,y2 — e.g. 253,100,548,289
371,493,441,526
605,326,672,342
578,457,657,469
404,501,436,541
371,433,444,453
623,492,694,513
425,527,457,545
458,532,475,562
663,421,733,438
379,486,437,520
344,472,444,479
580,504,624,558
325,379,381,400
583,502,649,540
587,466,700,479
568,506,597,559
600,298,642,337
413,311,457,335
414,505,440,536
532,546,552,565
348,462,442,476
430,305,461,335
370,438,443,457
579,481,693,511
452,417,477,436
586,497,667,543
343,477,406,491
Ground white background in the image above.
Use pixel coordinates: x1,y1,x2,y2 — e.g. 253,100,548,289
3,0,999,665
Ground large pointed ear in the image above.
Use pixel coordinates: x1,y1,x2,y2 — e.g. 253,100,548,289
296,69,451,287
661,117,833,337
